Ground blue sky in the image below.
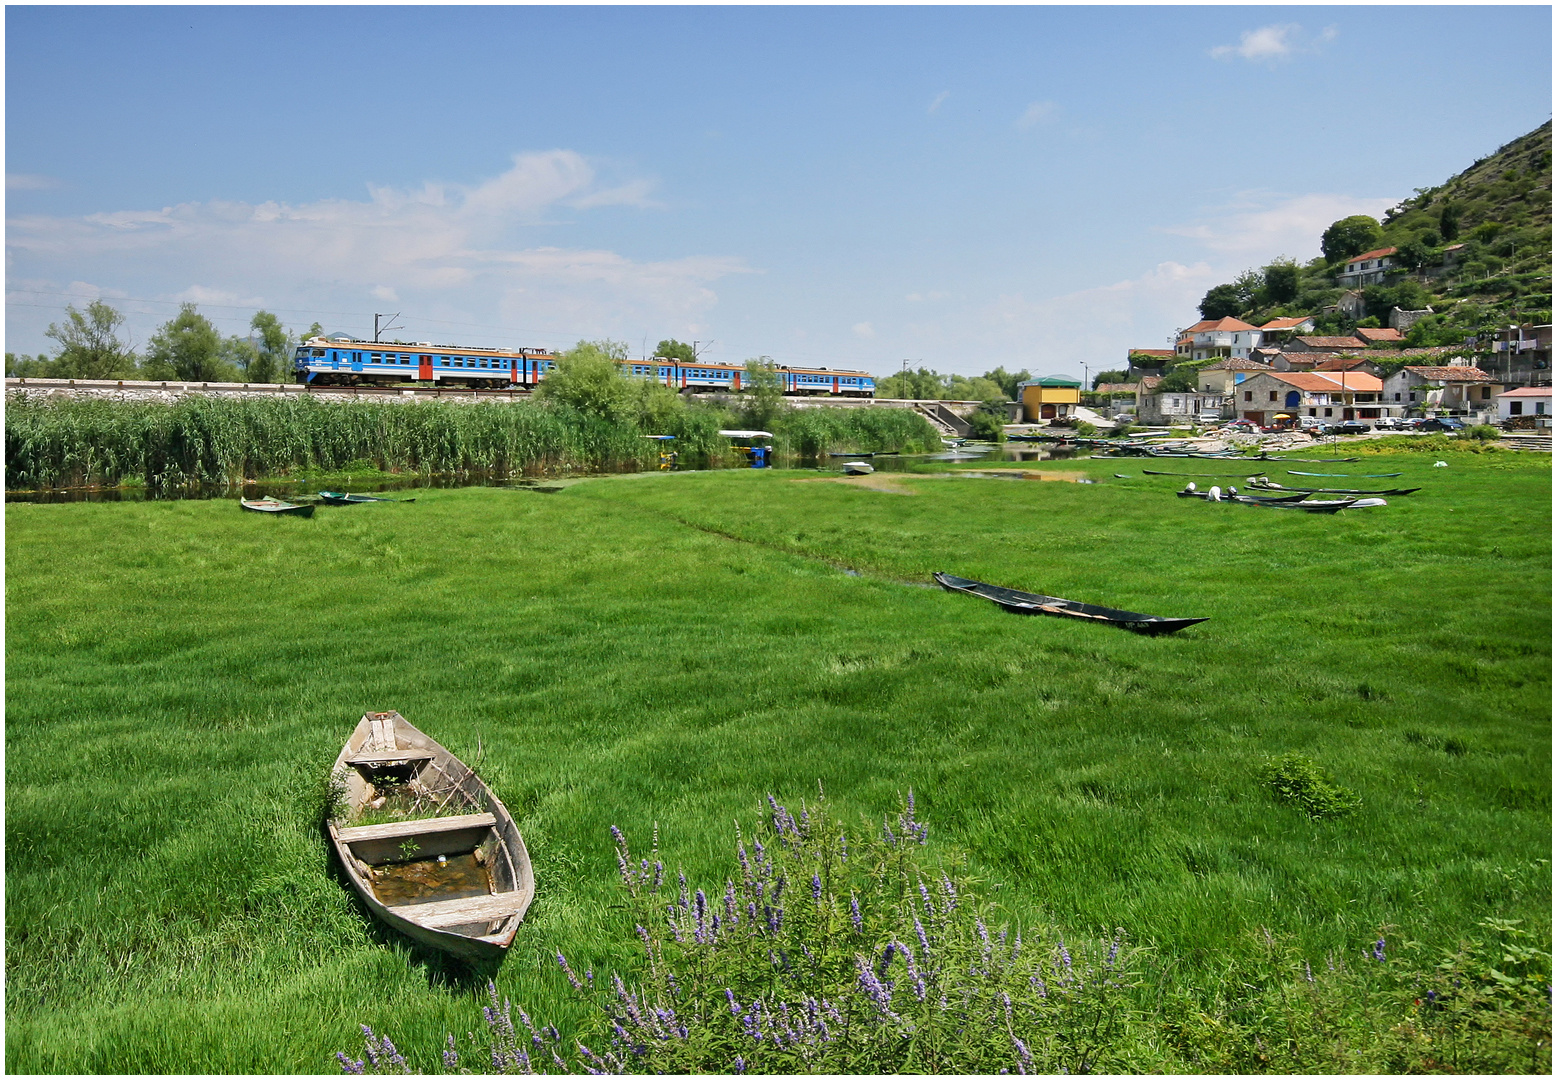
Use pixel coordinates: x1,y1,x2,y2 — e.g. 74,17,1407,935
6,6,1551,379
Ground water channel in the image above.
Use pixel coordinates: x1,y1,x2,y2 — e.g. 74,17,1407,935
6,445,1082,503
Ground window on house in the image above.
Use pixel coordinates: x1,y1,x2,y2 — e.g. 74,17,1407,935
1538,402,1547,415
1480,386,1491,399
1244,391,1253,402
1268,391,1278,402
1511,402,1523,415
1409,392,1416,401
1309,408,1317,416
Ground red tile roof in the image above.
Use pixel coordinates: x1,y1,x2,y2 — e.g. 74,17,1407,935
1295,336,1368,350
1202,357,1273,371
1314,356,1377,371
1259,316,1312,330
1354,327,1404,342
1497,386,1553,397
1401,366,1493,382
1127,349,1175,357
1196,317,1259,332
1257,371,1384,392
1094,382,1139,393
1347,246,1398,264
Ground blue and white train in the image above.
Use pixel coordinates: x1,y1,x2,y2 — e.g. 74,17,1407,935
292,337,877,397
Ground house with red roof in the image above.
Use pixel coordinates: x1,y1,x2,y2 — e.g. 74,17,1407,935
1354,326,1405,344
1495,386,1552,424
1338,246,1400,287
1382,365,1502,415
1186,316,1262,362
1233,370,1390,426
1256,315,1316,343
1286,335,1369,354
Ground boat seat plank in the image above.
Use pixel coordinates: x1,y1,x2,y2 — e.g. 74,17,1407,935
345,748,436,766
337,812,496,844
390,891,526,928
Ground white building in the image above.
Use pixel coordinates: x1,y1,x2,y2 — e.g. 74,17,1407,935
1496,386,1552,424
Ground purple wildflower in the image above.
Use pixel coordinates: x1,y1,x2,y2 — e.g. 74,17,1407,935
1031,974,1048,997
557,952,584,991
839,832,848,861
442,1034,459,1071
1373,938,1387,962
884,818,896,845
335,1052,364,1075
653,860,664,889
1305,960,1314,984
734,1056,746,1073
678,870,689,909
725,880,739,923
1058,937,1073,970
940,872,958,911
919,880,935,915
695,888,709,944
727,988,744,1017
915,916,930,956
812,872,823,901
738,843,753,885
856,955,896,1017
877,941,898,979
1106,930,1122,967
850,893,863,932
1012,1035,1033,1075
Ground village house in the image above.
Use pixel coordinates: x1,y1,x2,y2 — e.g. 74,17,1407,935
1314,355,1385,378
1485,324,1552,387
1187,317,1262,361
1256,315,1316,344
1232,370,1389,426
1092,381,1140,415
1018,376,1082,422
1495,386,1552,424
1284,335,1369,354
1125,348,1175,375
1382,365,1500,416
1336,246,1399,288
1198,356,1274,393
1137,389,1230,426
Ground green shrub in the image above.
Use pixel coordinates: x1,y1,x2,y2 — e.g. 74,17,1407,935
1258,754,1360,819
1465,424,1500,440
1074,421,1098,437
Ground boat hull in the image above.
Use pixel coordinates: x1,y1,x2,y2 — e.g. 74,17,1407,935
241,498,314,517
327,711,534,965
933,572,1207,635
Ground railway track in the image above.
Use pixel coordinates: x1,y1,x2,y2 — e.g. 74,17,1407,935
6,377,538,402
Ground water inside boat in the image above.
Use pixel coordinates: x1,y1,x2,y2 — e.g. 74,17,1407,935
370,852,492,907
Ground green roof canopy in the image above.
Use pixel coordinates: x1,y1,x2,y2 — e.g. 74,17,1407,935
1019,376,1082,388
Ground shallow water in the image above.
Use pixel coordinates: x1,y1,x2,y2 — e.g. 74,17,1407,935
5,445,1078,501
369,852,492,907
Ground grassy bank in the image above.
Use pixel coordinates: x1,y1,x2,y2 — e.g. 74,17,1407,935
3,395,942,490
5,451,1549,1071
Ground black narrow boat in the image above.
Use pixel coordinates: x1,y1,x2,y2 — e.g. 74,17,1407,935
318,491,417,505
1247,480,1421,496
933,572,1207,636
1176,488,1311,503
1144,469,1266,478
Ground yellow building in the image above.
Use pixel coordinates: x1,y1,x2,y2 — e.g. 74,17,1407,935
1019,377,1082,422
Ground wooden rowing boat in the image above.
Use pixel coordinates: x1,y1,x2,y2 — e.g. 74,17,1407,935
933,572,1207,636
240,497,314,517
1247,480,1421,496
1176,488,1311,503
327,711,534,965
841,461,875,475
318,491,417,505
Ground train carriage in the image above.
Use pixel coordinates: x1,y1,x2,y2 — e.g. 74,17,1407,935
293,337,876,398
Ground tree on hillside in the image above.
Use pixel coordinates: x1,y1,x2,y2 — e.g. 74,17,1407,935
1321,216,1383,262
143,304,230,382
247,310,291,383
1198,284,1243,320
655,339,696,363
1232,268,1264,310
45,300,137,379
1262,258,1301,305
1439,202,1462,241
536,339,632,420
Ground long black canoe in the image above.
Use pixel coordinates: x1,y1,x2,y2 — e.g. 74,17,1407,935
1176,488,1311,503
319,491,417,504
1288,470,1402,478
1144,469,1268,478
933,572,1207,636
1248,480,1421,496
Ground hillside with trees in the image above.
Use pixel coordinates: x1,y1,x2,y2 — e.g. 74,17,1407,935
1180,120,1551,371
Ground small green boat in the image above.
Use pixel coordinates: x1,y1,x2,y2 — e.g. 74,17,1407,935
318,491,416,505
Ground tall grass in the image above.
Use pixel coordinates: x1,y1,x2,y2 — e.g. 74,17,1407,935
4,395,943,490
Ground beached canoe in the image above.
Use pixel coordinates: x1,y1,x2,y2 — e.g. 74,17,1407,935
240,497,314,517
318,491,417,505
841,461,876,475
1247,479,1421,496
1288,471,1402,478
933,572,1207,636
327,711,534,965
1176,488,1311,503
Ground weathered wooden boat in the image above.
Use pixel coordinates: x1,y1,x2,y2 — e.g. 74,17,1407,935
1288,471,1402,478
1253,455,1359,463
841,461,875,475
327,711,534,964
1248,479,1421,496
318,491,417,505
1144,469,1268,478
933,572,1207,636
1176,487,1311,503
240,497,314,517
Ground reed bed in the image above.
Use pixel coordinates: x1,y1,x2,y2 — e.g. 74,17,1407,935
4,396,943,490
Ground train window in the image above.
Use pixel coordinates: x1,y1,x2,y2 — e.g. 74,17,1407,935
312,349,326,357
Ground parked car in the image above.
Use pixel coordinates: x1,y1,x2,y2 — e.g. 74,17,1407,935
1420,417,1467,433
1327,420,1371,436
1374,417,1405,431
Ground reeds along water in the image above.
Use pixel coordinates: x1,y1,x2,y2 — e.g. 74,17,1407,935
4,395,944,490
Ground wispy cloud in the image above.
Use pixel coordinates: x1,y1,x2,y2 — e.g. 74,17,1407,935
928,90,951,115
1210,23,1338,63
1159,191,1396,262
7,173,58,191
6,151,748,348
852,321,876,339
1015,101,1058,129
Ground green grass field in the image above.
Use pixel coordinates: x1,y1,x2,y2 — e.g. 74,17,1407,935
5,449,1550,1072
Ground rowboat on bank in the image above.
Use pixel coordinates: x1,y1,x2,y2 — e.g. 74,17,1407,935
327,711,534,965
1288,471,1403,478
318,491,417,505
933,572,1207,636
841,461,876,475
240,497,314,517
1247,479,1422,496
1176,487,1311,503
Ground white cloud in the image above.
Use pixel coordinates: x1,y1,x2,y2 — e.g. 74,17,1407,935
1159,191,1397,263
6,151,748,351
852,321,876,339
906,291,950,303
1015,101,1058,129
928,91,950,115
1210,23,1338,62
7,173,57,191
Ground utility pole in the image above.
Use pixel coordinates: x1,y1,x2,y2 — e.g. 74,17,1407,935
373,313,403,343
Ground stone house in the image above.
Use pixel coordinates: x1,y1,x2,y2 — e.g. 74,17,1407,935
1137,390,1230,425
1382,366,1500,415
1285,336,1369,354
1197,356,1274,394
1232,371,1389,426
